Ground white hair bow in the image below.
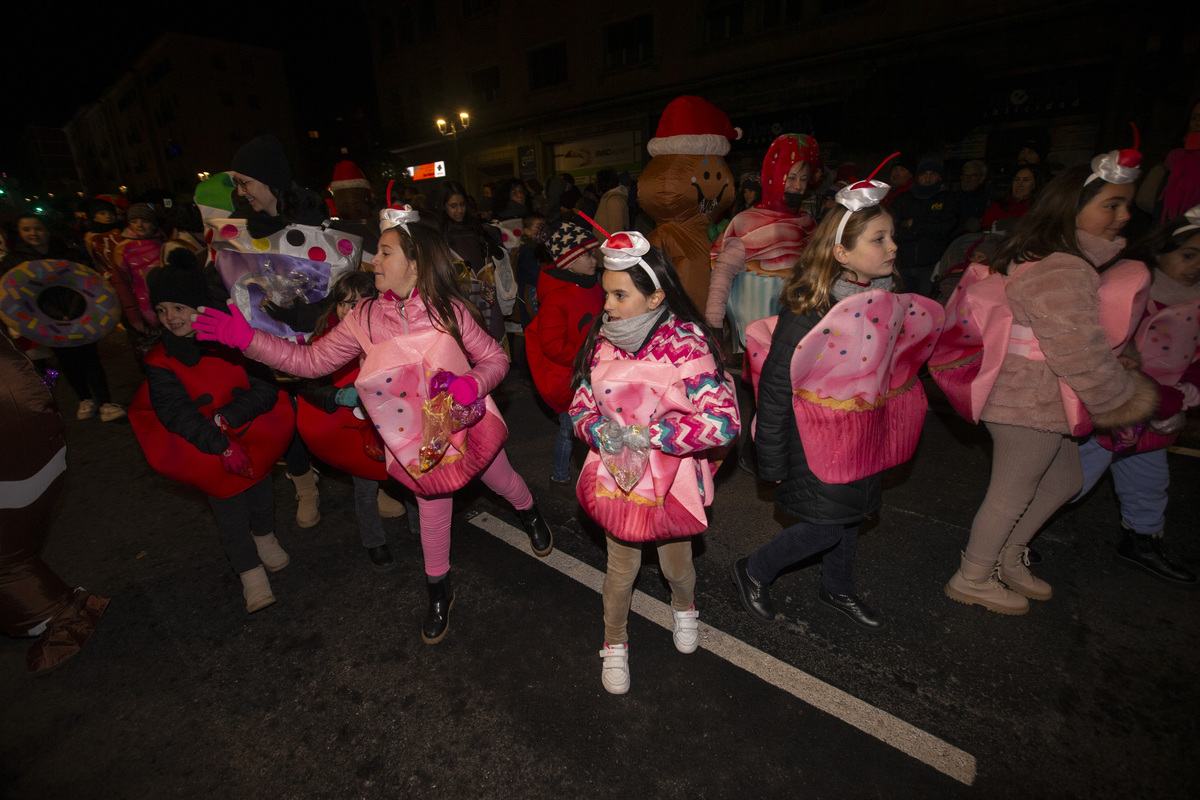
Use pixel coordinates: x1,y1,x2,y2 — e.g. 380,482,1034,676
1085,123,1142,186
835,152,899,245
598,230,661,291
379,204,419,233
1176,205,1200,236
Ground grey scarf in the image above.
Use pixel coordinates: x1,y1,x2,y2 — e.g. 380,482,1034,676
832,275,894,303
602,308,667,353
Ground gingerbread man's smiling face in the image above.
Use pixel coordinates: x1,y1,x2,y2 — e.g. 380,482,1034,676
638,154,735,224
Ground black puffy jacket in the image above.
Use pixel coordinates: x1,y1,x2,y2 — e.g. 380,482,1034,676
754,306,881,524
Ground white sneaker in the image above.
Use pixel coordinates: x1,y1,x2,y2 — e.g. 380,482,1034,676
672,605,700,654
76,399,97,420
599,642,630,695
98,403,126,422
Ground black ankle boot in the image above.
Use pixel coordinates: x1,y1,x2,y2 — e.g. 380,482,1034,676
422,574,454,644
1116,531,1197,585
517,503,553,557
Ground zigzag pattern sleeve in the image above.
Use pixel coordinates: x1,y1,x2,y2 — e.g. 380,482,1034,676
569,348,606,449
649,362,740,456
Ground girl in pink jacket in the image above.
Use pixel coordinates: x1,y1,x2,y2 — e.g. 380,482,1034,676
193,208,554,644
570,231,740,694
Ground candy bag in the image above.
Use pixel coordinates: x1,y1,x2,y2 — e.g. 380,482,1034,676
429,370,486,430
419,392,454,472
598,420,651,493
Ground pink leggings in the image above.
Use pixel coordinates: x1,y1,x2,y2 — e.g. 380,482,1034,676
417,449,532,578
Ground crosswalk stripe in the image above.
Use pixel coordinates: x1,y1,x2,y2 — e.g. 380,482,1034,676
468,511,977,786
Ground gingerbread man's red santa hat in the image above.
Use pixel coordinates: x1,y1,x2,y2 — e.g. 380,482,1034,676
646,95,742,157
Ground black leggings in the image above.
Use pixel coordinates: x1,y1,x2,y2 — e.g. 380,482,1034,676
53,343,112,404
206,477,275,574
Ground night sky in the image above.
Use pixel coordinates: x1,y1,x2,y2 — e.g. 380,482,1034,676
2,3,373,181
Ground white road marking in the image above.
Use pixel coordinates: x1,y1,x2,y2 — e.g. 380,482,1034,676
468,511,978,787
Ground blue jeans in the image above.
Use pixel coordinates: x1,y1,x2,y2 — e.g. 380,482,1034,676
552,411,574,482
353,476,386,548
1076,437,1169,534
747,521,860,596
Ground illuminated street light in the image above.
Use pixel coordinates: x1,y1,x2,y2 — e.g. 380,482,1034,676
436,112,470,179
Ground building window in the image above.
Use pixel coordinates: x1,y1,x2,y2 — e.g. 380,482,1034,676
471,66,500,105
604,13,653,71
703,0,745,44
309,130,320,139
462,0,493,17
529,43,568,91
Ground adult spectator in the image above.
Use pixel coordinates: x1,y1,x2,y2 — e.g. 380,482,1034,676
433,180,506,340
982,165,1040,232
955,159,991,234
494,178,528,222
592,168,629,237
892,152,958,295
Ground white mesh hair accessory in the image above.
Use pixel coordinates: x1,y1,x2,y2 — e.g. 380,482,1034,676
1175,205,1200,236
1085,123,1143,186
577,212,662,291
379,179,420,232
834,152,900,246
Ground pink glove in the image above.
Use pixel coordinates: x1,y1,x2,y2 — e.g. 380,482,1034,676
220,439,255,478
1176,382,1200,410
1150,411,1187,435
448,375,479,406
192,300,254,351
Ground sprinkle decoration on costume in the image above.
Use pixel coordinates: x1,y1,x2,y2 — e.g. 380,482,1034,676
0,260,119,347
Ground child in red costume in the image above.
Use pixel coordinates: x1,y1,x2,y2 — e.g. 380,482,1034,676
525,221,603,484
129,250,294,613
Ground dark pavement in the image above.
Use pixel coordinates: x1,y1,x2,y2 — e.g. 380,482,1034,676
3,332,1198,799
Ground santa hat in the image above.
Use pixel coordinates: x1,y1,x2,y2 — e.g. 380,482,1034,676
330,160,371,192
646,96,741,158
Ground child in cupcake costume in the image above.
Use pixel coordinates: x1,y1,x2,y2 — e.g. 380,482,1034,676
193,206,554,643
569,227,740,694
930,130,1160,613
1070,207,1200,585
730,156,943,632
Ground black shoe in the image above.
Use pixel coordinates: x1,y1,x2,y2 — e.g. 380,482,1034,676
366,544,395,571
730,558,776,622
737,438,758,478
1115,532,1197,585
517,503,554,557
818,587,885,631
422,575,454,644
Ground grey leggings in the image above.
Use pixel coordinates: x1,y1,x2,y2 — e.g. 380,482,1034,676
964,422,1082,568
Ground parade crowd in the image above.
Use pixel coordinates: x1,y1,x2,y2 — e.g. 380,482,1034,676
2,95,1198,697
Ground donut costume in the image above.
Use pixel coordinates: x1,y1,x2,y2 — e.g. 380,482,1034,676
0,259,119,347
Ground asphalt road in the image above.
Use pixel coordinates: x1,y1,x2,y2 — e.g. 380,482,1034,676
3,332,1197,799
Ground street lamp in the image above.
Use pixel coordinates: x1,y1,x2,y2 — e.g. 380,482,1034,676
436,112,470,179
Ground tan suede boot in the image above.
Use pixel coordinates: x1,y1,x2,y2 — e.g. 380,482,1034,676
253,533,290,572
377,488,406,518
287,468,320,528
945,552,1029,615
239,566,276,613
997,543,1052,601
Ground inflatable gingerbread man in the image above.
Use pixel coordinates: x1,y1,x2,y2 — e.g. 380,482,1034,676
636,96,740,311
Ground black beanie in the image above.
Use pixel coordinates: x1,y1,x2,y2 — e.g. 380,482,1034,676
148,249,212,310
231,135,293,192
